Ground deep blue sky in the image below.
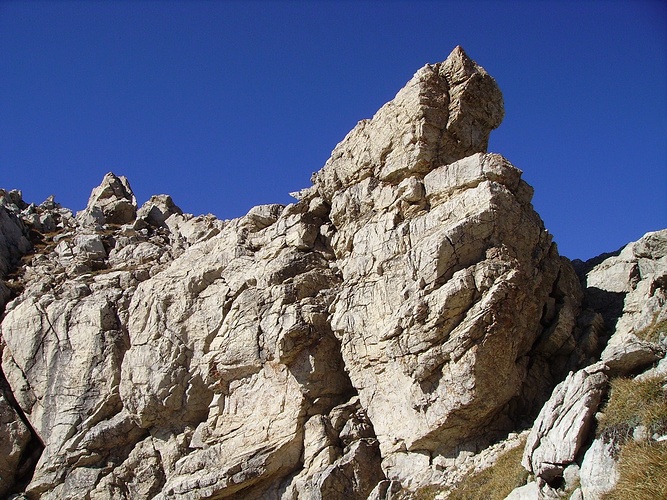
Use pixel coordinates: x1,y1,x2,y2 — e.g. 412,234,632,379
1,1,665,260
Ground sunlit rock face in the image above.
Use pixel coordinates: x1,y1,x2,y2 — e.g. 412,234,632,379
0,46,614,499
309,46,581,487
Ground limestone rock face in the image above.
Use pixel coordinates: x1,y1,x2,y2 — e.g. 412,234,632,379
592,230,667,374
318,148,580,485
0,388,31,497
2,46,660,499
79,172,137,225
312,45,503,201
306,47,579,487
579,436,619,499
507,230,667,499
136,194,183,228
0,190,32,311
522,362,608,483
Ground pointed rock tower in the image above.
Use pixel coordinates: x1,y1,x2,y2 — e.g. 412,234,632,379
0,47,587,498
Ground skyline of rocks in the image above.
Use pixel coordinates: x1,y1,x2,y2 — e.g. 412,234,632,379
0,46,665,499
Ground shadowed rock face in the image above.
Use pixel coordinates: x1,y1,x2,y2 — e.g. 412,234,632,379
515,229,667,498
0,46,591,498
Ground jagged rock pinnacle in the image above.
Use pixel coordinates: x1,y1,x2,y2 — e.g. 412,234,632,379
79,172,137,225
312,45,504,201
0,48,664,499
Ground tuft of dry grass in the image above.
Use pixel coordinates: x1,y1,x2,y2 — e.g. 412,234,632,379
597,375,667,442
635,318,667,344
447,439,528,500
603,440,667,500
410,484,445,500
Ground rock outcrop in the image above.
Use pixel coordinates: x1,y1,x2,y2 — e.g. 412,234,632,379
509,229,667,499
522,362,608,484
0,46,664,499
0,190,32,313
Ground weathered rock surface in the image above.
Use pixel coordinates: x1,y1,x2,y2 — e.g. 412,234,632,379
522,362,608,483
579,436,619,499
320,147,582,487
0,386,31,497
0,46,663,499
593,230,667,374
506,229,667,499
311,45,503,200
0,190,32,312
505,481,540,500
79,172,137,226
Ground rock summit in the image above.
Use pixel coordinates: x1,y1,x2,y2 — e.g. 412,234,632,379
0,46,665,499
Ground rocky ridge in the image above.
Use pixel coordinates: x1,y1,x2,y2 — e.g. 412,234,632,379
0,47,665,499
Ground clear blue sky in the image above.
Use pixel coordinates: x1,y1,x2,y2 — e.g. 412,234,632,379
1,1,665,260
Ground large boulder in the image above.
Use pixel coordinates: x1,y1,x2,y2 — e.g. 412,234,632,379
579,436,619,499
311,48,581,485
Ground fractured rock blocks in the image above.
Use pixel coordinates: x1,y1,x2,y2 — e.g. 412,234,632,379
0,46,590,498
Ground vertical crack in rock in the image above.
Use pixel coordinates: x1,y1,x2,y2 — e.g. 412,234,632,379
0,191,46,497
0,364,44,497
